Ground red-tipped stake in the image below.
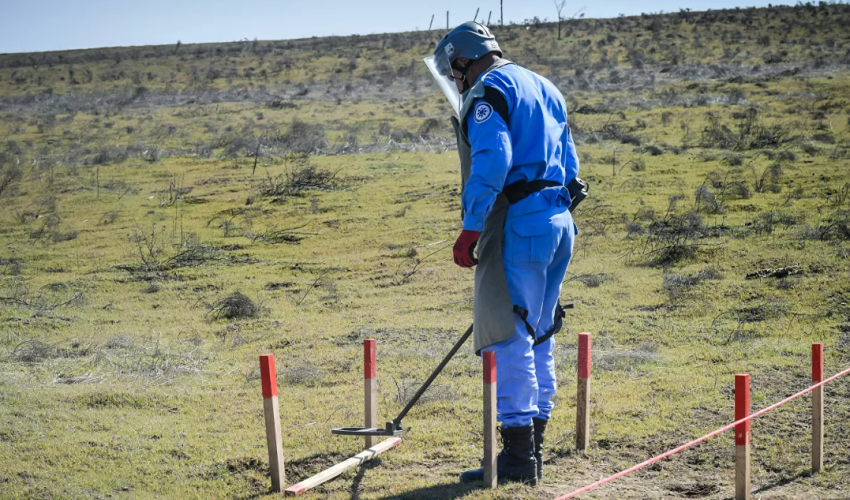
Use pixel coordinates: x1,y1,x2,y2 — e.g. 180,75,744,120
576,333,592,451
735,374,751,500
483,351,497,488
260,354,286,492
364,339,378,449
812,343,824,473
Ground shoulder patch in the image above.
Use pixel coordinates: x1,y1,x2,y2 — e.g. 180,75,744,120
473,102,493,123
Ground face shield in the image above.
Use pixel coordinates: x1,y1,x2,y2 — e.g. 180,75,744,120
424,55,461,116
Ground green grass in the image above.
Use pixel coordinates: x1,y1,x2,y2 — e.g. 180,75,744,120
2,4,850,500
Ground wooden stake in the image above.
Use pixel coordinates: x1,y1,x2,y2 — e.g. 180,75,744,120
364,339,378,449
483,351,497,488
812,343,824,473
576,333,591,451
429,14,434,31
735,374,751,500
260,354,285,492
284,438,402,496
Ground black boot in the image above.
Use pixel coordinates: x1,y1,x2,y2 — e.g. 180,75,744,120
532,418,548,481
459,425,538,486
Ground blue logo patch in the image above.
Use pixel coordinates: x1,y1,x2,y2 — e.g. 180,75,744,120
474,102,492,123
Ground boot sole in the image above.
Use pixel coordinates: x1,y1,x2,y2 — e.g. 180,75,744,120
498,475,538,487
459,475,538,487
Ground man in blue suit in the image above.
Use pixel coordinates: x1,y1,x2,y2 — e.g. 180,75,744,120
426,22,581,485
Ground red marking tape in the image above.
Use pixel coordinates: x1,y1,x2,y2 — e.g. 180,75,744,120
813,343,824,383
260,354,277,398
735,374,750,446
578,333,591,380
552,364,850,500
286,483,307,496
483,351,496,385
364,339,376,379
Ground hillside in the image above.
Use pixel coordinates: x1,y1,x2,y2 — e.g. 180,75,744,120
1,4,850,500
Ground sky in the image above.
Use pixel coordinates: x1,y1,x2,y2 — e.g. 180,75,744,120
0,0,797,55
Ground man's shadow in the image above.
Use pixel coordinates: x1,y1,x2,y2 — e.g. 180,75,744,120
363,480,478,500
349,460,479,500
752,469,813,495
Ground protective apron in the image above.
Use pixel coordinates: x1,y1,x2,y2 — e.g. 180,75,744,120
450,59,564,354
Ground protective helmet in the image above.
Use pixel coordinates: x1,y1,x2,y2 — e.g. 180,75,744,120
433,22,502,81
424,22,501,115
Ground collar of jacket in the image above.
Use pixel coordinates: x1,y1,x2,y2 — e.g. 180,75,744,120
459,59,514,123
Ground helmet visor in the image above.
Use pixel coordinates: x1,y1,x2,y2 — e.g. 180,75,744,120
424,55,461,116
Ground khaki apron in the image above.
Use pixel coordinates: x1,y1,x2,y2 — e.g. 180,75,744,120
451,59,518,354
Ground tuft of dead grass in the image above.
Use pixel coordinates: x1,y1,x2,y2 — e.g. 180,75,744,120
209,291,257,320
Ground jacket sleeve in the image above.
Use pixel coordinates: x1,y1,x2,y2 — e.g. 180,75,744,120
564,121,581,180
461,100,512,231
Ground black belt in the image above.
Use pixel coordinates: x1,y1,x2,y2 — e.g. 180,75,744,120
503,177,589,212
502,179,562,204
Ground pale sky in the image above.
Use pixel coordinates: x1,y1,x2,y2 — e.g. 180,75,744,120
0,0,796,54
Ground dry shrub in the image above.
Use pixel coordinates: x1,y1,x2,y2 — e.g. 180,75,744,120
283,365,325,386
575,273,613,287
0,162,23,197
734,302,787,323
754,163,783,193
637,211,712,267
1,278,84,310
28,213,77,245
663,267,724,303
209,291,257,320
121,226,226,275
696,169,753,215
644,145,664,156
695,185,724,214
275,119,327,154
627,158,646,171
812,133,835,144
700,110,787,151
0,257,22,276
801,210,850,241
751,210,804,235
256,154,340,199
9,340,59,362
417,118,444,138
828,183,850,207
9,339,94,363
104,336,206,382
54,373,101,385
105,335,135,350
98,210,120,225
88,146,130,165
51,229,78,243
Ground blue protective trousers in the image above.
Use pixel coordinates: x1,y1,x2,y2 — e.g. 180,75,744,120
482,189,575,428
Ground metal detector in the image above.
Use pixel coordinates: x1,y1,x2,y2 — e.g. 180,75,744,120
331,324,474,437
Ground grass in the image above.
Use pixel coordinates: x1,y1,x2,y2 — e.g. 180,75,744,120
2,4,850,500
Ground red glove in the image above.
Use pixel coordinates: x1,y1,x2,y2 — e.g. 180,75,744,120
453,230,480,268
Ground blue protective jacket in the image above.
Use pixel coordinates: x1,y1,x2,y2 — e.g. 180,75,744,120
461,63,580,231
